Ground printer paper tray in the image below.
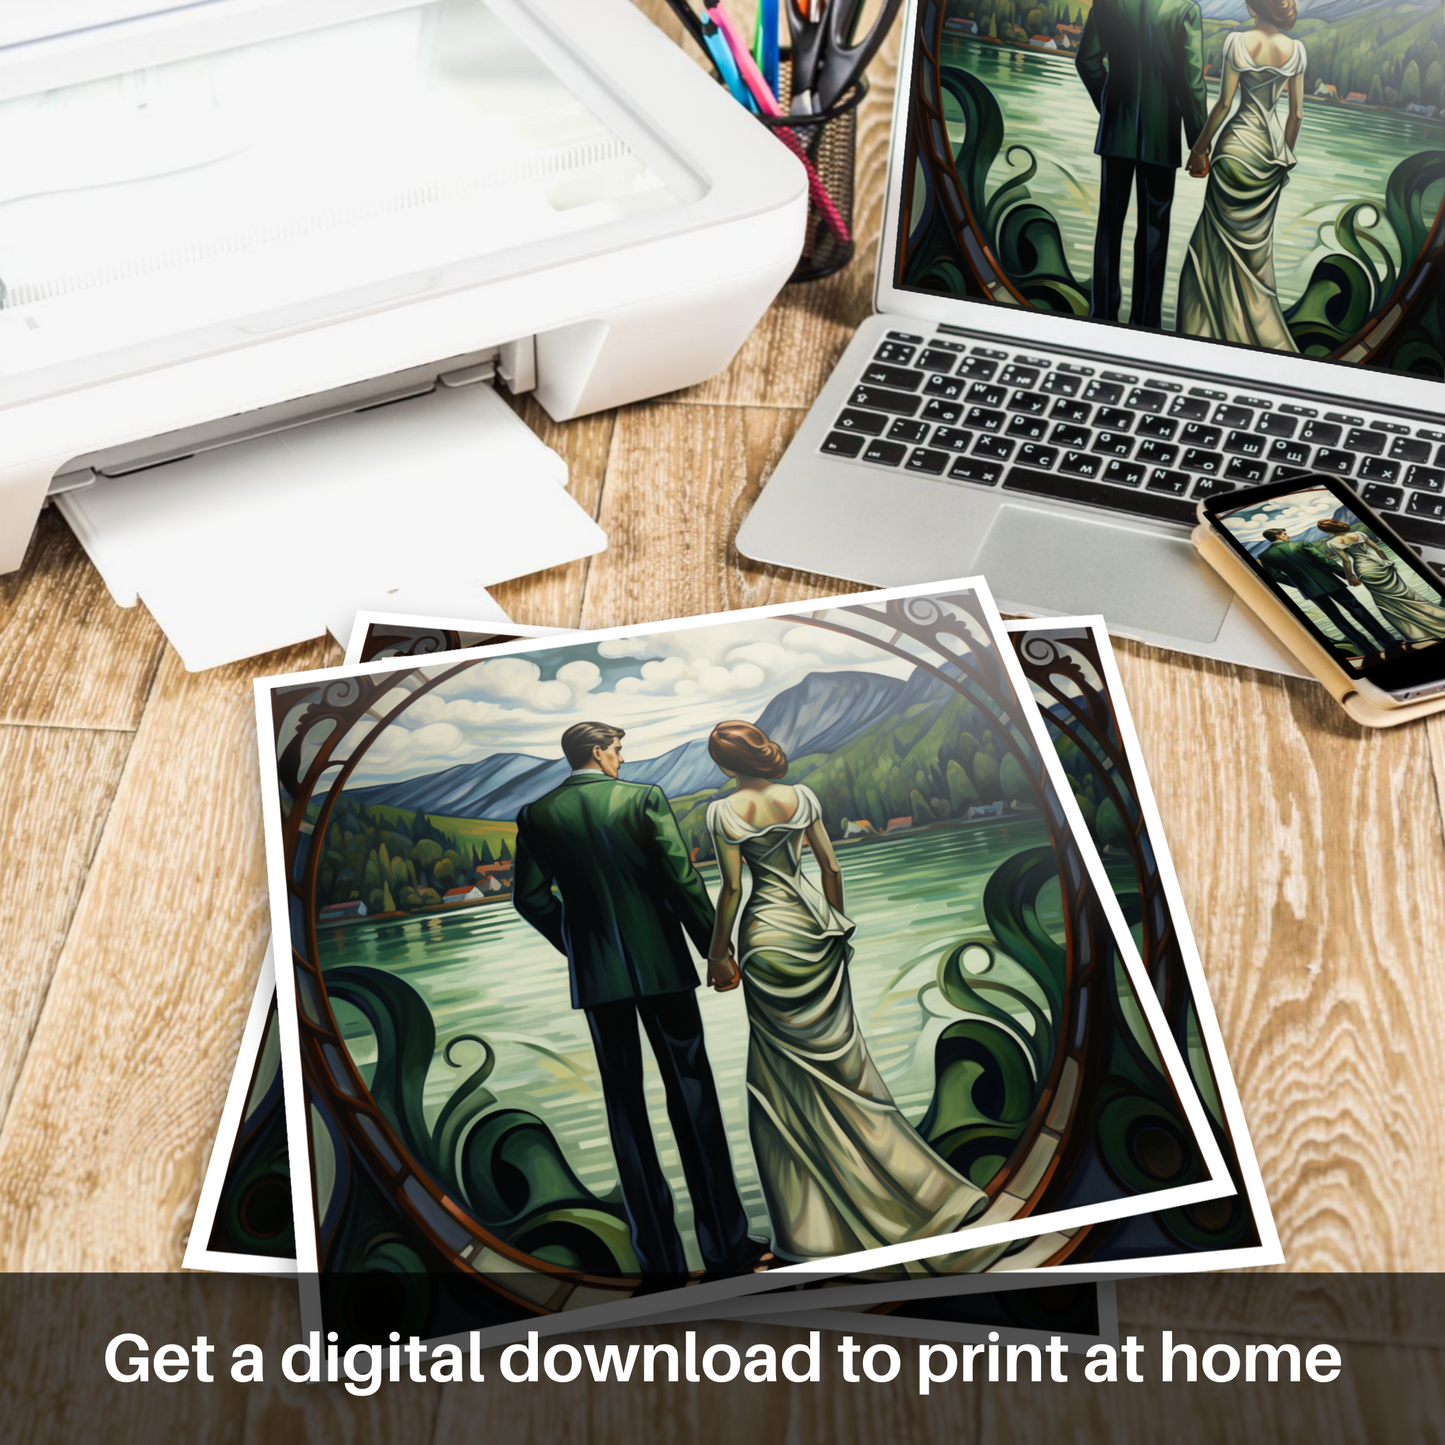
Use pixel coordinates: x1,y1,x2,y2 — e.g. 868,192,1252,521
56,383,604,671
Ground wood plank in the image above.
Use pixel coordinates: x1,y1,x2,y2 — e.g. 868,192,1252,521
490,397,615,631
0,639,331,1269
984,1321,1442,1445
0,510,165,730
0,725,134,1129
579,403,865,630
1107,635,1445,1271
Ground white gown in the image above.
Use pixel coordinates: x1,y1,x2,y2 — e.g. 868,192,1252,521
707,785,987,1262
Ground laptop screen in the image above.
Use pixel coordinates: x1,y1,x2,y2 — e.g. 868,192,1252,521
893,0,1443,381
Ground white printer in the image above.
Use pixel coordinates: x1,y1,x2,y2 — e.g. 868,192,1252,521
0,0,806,663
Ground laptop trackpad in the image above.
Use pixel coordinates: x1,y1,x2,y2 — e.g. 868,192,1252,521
974,504,1233,643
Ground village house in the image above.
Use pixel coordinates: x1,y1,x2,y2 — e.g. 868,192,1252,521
943,16,978,33
1313,81,1338,98
474,859,514,888
443,884,484,905
886,816,913,833
1344,92,1368,104
1028,34,1057,49
319,900,367,921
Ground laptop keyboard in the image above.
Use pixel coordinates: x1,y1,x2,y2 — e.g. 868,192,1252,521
821,331,1445,552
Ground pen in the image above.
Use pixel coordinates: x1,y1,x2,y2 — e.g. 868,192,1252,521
753,0,780,98
664,0,756,109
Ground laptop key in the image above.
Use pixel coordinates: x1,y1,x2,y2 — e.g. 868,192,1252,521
1389,436,1431,464
1060,450,1103,478
1003,465,1197,524
1095,406,1134,432
886,330,924,343
1192,476,1235,499
1181,423,1222,449
948,457,1003,486
1146,468,1190,494
874,342,917,365
863,363,925,390
835,408,890,435
1406,465,1445,493
1407,491,1445,521
860,438,908,467
1300,420,1341,447
1358,457,1400,484
999,364,1040,388
1083,379,1124,404
922,397,963,424
1007,414,1048,441
967,382,1009,407
930,427,975,452
850,384,921,417
1362,483,1403,511
1225,456,1268,483
1093,432,1134,457
1314,448,1355,475
1345,428,1385,456
1041,372,1081,397
974,435,1016,461
956,356,999,380
1136,440,1179,467
1168,395,1212,421
1224,430,1266,458
924,374,967,400
1018,444,1060,470
1215,404,1254,429
1126,387,1167,413
1136,414,1179,440
1051,423,1091,450
916,348,961,373
888,418,932,444
1104,459,1146,487
1269,437,1311,467
821,431,865,458
1009,390,1051,416
907,447,951,476
1050,398,1093,425
1257,413,1298,438
1182,448,1223,474
1438,445,1445,466
964,406,1006,432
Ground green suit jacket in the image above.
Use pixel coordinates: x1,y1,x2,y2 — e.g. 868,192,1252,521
512,772,713,1011
1259,538,1347,599
1075,0,1208,168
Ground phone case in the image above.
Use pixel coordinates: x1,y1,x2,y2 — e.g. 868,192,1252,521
1192,522,1445,728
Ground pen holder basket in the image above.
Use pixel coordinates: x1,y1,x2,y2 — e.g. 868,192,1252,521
759,65,867,283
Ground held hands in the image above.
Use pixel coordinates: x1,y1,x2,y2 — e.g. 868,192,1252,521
1187,149,1210,179
707,953,742,992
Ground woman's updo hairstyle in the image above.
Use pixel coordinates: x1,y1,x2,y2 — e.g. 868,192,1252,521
708,720,788,780
1248,0,1296,29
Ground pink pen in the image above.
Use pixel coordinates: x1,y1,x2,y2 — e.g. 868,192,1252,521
705,1,853,248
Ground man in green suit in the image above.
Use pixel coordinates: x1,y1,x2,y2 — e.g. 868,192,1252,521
1258,526,1397,658
512,721,765,1282
1076,0,1208,328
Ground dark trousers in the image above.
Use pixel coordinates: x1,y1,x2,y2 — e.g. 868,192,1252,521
585,990,750,1278
1314,589,1397,656
1091,157,1177,329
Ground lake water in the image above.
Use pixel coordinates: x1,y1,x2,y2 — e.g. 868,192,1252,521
318,815,1059,1270
940,41,1444,333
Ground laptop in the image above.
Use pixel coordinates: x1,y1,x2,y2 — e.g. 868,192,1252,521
738,0,1445,673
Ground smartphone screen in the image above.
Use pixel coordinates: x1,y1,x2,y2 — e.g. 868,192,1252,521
1204,475,1445,699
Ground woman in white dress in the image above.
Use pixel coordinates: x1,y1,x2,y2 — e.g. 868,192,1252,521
1176,0,1306,349
702,720,986,1264
1316,518,1445,646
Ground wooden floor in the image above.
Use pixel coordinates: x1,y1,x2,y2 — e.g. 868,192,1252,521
1,5,1442,1439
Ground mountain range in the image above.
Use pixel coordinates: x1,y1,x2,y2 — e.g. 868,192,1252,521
346,668,946,821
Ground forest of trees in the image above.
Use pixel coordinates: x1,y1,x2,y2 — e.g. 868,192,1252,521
316,796,512,915
946,0,1088,45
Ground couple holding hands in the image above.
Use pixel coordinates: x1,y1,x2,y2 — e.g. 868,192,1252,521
511,719,985,1283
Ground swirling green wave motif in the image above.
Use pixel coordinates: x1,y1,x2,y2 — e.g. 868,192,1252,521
324,965,640,1277
1286,151,1443,369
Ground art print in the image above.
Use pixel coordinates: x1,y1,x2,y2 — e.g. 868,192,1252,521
257,581,1228,1347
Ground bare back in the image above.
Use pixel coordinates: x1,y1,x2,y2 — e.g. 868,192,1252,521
727,780,799,828
1241,26,1294,68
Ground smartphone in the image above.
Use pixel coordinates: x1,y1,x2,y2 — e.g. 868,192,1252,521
1200,473,1445,703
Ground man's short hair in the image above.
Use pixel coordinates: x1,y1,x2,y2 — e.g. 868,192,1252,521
1262,527,1287,541
561,722,625,769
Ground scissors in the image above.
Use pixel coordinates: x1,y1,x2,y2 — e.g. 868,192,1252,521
786,0,903,113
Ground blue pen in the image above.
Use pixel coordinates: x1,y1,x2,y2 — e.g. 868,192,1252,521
701,13,756,110
756,0,779,97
